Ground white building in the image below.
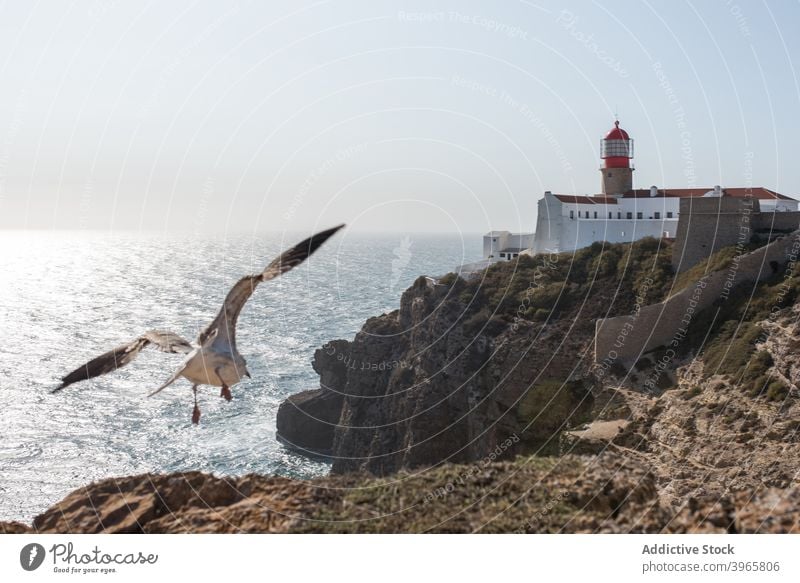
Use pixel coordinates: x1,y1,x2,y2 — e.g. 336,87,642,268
457,231,534,273
532,186,797,255
483,231,535,261
476,120,798,260
533,188,675,254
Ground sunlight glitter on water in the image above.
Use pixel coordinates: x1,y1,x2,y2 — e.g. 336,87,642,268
0,230,479,522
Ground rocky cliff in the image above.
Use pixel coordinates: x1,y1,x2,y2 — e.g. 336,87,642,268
5,237,800,533
269,236,799,526
278,239,675,474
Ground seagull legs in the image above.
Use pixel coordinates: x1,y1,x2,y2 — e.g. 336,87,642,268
191,384,201,424
215,367,232,401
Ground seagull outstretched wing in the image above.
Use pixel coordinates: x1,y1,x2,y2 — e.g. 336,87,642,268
197,224,344,351
53,330,193,392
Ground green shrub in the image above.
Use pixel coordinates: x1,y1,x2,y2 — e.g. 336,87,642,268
683,386,702,400
516,379,593,455
671,246,739,295
528,282,564,311
751,350,774,370
766,381,789,402
438,272,460,286
702,323,764,377
745,374,770,398
528,308,550,321
459,289,475,305
463,308,492,334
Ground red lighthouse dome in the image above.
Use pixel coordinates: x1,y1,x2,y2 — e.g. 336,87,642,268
601,120,633,168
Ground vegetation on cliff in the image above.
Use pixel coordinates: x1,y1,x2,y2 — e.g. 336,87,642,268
679,255,800,400
7,237,798,534
5,452,797,534
447,236,676,328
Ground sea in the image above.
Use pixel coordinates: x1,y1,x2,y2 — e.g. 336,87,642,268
0,230,481,523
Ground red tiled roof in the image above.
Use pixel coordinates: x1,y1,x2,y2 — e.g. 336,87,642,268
554,194,618,205
623,187,795,201
591,196,621,204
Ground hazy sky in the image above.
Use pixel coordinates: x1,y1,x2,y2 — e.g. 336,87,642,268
0,0,798,234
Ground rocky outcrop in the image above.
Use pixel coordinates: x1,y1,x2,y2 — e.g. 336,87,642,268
616,305,800,510
276,389,341,456
311,276,596,475
275,340,350,456
270,239,800,530
275,240,685,476
560,420,629,455
14,472,321,534
4,453,797,534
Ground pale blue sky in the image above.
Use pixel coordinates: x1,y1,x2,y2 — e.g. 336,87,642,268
0,0,798,233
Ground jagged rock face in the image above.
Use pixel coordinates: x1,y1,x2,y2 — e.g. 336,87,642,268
272,241,799,516
615,306,800,508
275,340,350,455
278,240,671,476
276,389,341,456
325,277,594,475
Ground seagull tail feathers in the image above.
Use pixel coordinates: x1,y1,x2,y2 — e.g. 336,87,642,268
147,366,186,397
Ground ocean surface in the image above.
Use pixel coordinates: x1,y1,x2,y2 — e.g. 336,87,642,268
0,230,481,523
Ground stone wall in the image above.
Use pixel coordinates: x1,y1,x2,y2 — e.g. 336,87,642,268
601,167,633,195
671,197,757,273
753,211,800,233
595,231,800,365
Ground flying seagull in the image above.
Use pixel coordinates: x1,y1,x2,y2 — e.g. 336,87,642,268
53,224,344,424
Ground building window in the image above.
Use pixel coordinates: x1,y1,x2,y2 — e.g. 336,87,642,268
608,212,612,219
594,211,598,219
584,211,589,218
667,212,673,218
654,212,660,219
617,212,621,219
607,172,612,177
626,212,632,219
500,253,506,258
636,212,643,219
569,210,574,219
621,231,625,237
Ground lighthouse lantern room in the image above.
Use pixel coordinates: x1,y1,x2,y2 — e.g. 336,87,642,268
600,120,634,195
